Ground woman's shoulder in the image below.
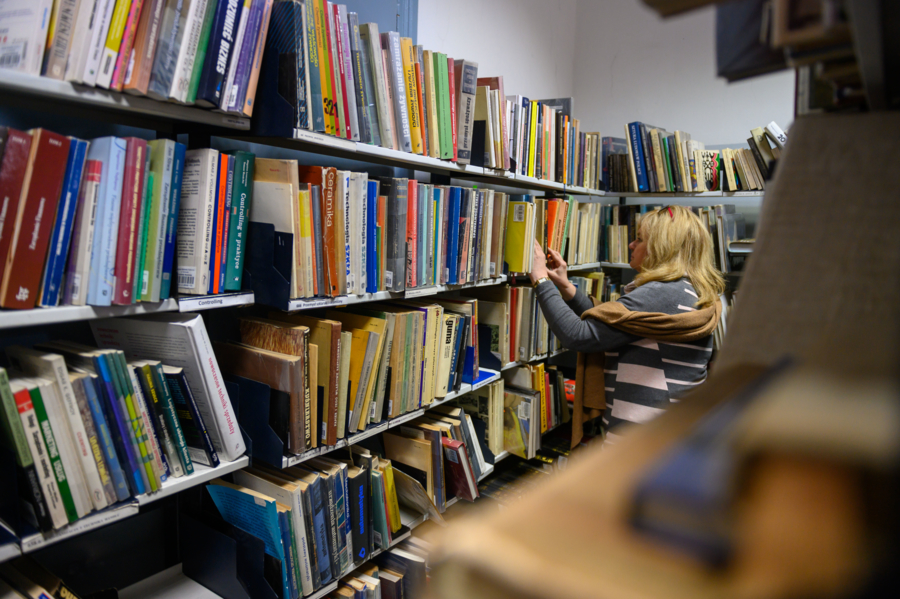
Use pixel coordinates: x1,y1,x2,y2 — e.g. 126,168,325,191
619,277,698,314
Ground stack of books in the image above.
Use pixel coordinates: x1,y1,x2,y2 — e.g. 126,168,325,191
2,0,275,117
0,313,242,533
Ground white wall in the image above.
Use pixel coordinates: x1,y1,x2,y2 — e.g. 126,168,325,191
572,0,795,145
417,0,579,99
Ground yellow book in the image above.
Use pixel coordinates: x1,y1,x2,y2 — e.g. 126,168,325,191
313,0,335,135
97,0,133,89
528,101,539,178
534,363,547,434
380,460,402,533
324,311,387,431
297,188,314,296
346,328,370,431
423,50,441,158
400,37,424,155
504,202,533,273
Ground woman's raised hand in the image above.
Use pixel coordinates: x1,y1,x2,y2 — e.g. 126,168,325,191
529,240,548,283
546,248,577,300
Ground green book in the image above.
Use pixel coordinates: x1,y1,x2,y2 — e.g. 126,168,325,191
224,151,255,291
134,171,154,300
370,469,389,548
662,136,675,191
186,0,219,104
110,352,160,492
102,352,153,494
29,382,78,523
149,362,194,475
435,52,452,159
142,140,175,302
0,368,32,468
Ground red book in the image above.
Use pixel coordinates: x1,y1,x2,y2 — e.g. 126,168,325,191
0,129,70,309
298,165,338,296
212,153,228,294
110,0,145,91
406,179,417,288
0,129,34,285
331,3,352,139
447,57,458,162
321,0,343,138
112,137,148,305
476,76,509,170
441,437,479,502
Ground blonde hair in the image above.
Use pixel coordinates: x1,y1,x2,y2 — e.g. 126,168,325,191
633,206,725,309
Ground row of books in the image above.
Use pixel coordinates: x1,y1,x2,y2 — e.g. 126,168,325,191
214,299,482,456
0,127,258,309
331,548,430,599
0,555,81,598
602,121,787,193
501,365,570,460
570,273,621,303
6,0,276,116
0,313,244,533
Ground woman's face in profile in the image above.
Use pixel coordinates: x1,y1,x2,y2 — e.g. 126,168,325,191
629,229,648,271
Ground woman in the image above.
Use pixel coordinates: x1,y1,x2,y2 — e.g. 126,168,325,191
530,205,725,444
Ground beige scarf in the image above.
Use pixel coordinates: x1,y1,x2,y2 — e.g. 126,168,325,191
570,297,722,447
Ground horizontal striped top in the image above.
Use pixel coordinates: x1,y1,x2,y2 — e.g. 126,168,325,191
534,278,713,440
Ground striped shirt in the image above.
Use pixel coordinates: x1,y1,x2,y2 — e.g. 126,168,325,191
534,278,713,439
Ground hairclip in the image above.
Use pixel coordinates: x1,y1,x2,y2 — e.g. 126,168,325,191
666,206,674,219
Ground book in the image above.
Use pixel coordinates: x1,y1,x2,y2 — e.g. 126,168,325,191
169,0,212,102
141,139,176,302
146,0,189,100
91,313,246,462
38,138,89,308
224,150,254,291
0,129,71,309
111,138,148,305
163,364,219,467
160,142,186,299
359,23,392,148
95,0,135,89
381,32,412,153
123,0,167,95
109,0,148,90
42,0,80,80
0,129,33,289
195,0,245,107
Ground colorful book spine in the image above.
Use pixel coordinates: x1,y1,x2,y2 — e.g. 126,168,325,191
436,53,452,160
106,353,157,493
400,37,422,154
80,374,130,502
196,0,244,107
134,169,153,300
97,0,136,89
365,180,378,293
39,138,88,307
304,0,325,131
224,0,263,112
27,383,78,523
112,138,148,305
224,151,253,291
91,359,144,496
110,0,146,90
150,363,193,475
446,187,461,285
240,0,273,116
336,5,359,140
207,155,223,294
627,122,650,193
447,57,458,162
160,142,186,300
141,139,174,302
185,0,218,103
218,154,235,292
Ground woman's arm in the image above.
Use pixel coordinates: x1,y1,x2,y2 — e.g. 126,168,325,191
534,280,640,352
565,288,594,315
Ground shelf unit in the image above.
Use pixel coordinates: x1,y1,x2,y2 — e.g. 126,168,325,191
501,349,569,371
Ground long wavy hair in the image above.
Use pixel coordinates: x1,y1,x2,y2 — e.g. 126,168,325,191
633,206,725,309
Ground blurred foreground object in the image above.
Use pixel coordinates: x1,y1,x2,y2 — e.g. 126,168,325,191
428,111,900,599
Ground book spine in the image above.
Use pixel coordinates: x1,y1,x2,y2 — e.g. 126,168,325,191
85,137,125,308
110,353,159,492
1,131,71,309
436,53,452,160
128,364,170,481
122,0,165,93
66,0,98,82
304,0,325,131
312,0,335,135
82,375,130,501
400,37,422,154
63,160,102,306
626,123,647,193
0,130,33,286
447,57,458,162
134,165,153,299
110,0,146,90
112,138,146,305
359,23,391,147
406,180,417,288
29,386,79,523
310,186,326,295
297,2,312,131
97,0,135,89
195,0,242,106
40,138,88,307
207,154,223,294
383,32,411,152
348,13,370,144
166,369,217,467
72,379,117,505
43,0,80,80
169,0,209,101
160,142,185,299
239,0,273,116
218,155,234,292
141,140,174,301
82,0,117,86
336,6,359,140
151,364,193,475
224,0,263,112
14,387,68,529
218,0,251,108
93,359,145,496
224,152,251,290
185,0,217,102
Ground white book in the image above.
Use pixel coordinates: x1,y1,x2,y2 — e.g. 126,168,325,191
6,347,104,514
82,0,116,86
356,574,381,599
250,180,299,298
126,363,168,483
337,5,359,141
43,0,82,80
0,0,53,75
170,0,209,102
90,313,246,462
66,0,100,82
177,148,218,295
233,469,315,596
349,172,366,295
220,0,251,110
64,157,101,306
8,377,69,529
766,120,788,149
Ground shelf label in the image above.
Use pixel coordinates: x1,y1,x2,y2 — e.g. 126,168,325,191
221,116,250,130
294,128,356,151
288,296,349,311
405,286,438,299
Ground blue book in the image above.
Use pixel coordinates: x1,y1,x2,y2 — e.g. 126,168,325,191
627,122,650,193
417,183,427,286
165,367,219,468
307,475,333,584
93,356,145,496
448,316,464,391
40,138,88,307
219,154,235,293
601,137,629,191
196,0,245,108
471,190,483,281
365,181,378,293
278,509,299,599
87,137,127,306
81,373,130,502
208,157,223,294
433,188,440,283
446,187,461,285
160,142,186,299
